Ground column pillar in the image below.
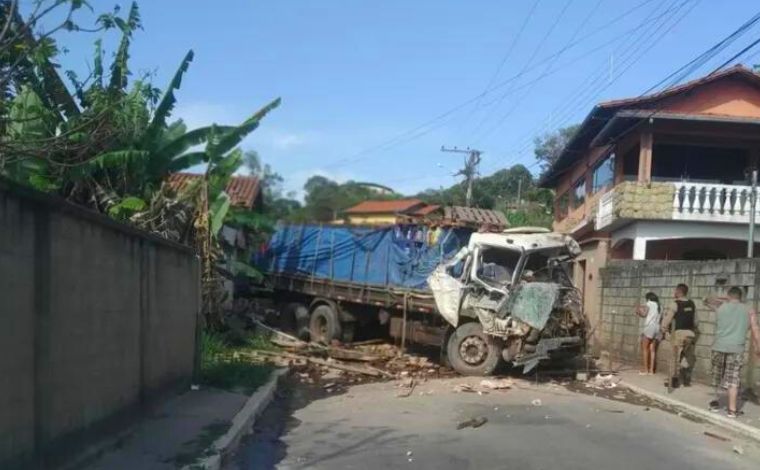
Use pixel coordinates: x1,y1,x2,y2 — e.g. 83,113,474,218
633,237,648,260
637,131,653,183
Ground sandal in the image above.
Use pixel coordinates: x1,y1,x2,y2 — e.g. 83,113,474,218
709,400,720,412
727,409,738,418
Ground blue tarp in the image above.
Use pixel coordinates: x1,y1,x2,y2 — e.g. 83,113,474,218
258,224,471,290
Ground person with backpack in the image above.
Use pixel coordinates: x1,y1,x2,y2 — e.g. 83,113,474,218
635,292,661,375
660,283,696,389
704,287,760,418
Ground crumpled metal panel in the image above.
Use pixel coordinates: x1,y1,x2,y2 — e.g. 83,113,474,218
503,282,560,330
427,267,463,327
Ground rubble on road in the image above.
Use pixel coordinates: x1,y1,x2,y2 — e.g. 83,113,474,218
242,322,454,389
584,373,621,390
456,417,488,430
480,378,513,390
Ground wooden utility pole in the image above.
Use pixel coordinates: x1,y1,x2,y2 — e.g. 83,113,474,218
441,146,482,207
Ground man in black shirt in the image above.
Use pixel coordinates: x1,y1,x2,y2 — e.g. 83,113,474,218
661,283,697,391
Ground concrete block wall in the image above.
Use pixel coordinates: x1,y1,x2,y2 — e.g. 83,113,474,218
599,259,760,386
0,182,200,469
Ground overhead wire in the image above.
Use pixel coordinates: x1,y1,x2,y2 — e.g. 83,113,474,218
488,0,696,172
311,0,660,171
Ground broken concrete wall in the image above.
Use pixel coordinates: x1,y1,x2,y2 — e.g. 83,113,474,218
598,259,760,386
0,182,200,469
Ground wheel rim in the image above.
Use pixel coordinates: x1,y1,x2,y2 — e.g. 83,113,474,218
459,335,488,366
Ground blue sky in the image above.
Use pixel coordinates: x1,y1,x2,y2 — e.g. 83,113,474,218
54,0,760,198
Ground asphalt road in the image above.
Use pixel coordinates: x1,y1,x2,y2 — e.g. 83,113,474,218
231,376,760,470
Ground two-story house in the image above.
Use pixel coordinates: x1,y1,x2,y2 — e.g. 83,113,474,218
542,65,760,327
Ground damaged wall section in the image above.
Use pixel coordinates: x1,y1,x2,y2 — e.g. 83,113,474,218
598,259,760,386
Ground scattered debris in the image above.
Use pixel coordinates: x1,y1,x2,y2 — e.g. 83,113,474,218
703,431,730,442
190,384,200,391
602,409,624,414
396,378,417,398
457,417,488,430
454,384,476,393
406,451,413,457
531,399,542,407
733,445,744,455
585,374,620,390
480,378,514,390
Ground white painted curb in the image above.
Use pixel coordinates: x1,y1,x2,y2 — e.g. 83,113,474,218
187,368,289,470
622,380,760,443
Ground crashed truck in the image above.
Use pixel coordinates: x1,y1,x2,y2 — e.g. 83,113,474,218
257,224,586,375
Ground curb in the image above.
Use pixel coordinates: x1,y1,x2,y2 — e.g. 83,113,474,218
621,380,760,443
187,368,289,470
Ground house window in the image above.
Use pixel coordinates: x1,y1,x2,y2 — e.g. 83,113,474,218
573,179,586,208
557,192,570,217
592,153,615,192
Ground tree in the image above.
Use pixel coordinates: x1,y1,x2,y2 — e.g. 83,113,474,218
533,124,580,175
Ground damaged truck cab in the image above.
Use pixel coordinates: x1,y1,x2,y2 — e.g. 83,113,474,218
428,227,585,376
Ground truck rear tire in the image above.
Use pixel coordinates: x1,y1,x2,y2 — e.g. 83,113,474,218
309,304,342,344
446,322,503,376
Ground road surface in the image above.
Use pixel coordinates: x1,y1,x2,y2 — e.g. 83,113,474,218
230,376,759,470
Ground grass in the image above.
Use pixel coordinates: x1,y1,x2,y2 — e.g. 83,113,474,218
199,330,275,395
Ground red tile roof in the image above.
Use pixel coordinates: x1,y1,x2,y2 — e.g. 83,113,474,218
344,199,425,214
166,172,261,209
412,204,441,216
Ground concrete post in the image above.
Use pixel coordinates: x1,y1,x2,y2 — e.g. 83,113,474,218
633,237,647,260
637,131,653,183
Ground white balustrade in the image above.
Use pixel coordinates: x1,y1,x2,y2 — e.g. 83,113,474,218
595,191,616,229
672,182,760,223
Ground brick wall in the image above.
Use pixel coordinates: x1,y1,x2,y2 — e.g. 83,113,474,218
598,259,760,386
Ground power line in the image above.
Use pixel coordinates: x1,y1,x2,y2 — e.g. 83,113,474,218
490,0,704,173
489,0,694,171
467,0,574,139
310,0,660,172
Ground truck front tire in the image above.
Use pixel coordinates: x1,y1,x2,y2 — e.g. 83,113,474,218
309,304,342,344
446,322,503,376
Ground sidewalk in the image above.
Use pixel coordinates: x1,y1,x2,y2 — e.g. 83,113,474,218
72,387,249,470
619,369,760,439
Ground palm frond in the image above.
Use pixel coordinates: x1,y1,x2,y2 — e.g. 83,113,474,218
206,97,281,157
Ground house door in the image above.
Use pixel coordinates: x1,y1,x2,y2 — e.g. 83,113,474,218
576,259,587,300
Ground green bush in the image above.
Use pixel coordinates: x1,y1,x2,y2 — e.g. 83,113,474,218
199,331,274,395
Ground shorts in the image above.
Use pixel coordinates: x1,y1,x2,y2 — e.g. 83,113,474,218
711,351,744,389
641,322,661,340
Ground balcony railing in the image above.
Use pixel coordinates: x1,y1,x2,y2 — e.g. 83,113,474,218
672,182,760,223
596,191,615,229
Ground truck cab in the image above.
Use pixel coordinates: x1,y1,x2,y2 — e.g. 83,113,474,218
428,227,585,375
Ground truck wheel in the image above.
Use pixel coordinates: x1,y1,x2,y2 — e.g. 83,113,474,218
446,322,503,376
309,304,342,344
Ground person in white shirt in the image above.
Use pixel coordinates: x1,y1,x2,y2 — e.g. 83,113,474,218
635,292,661,375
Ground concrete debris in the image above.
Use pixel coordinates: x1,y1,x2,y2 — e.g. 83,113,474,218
456,417,488,430
396,378,416,398
531,399,542,406
454,384,476,393
480,378,514,390
703,431,730,442
733,445,744,455
406,451,413,457
584,373,621,390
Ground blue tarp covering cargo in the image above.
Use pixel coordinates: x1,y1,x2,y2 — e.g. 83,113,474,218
259,224,471,290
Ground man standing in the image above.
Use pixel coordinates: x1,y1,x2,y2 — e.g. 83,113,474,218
660,283,696,390
705,287,760,418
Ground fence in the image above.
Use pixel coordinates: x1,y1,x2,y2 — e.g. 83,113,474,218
598,259,760,386
0,180,200,469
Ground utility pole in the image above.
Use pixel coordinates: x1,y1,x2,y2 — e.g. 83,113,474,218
516,177,523,208
441,146,482,207
749,169,758,258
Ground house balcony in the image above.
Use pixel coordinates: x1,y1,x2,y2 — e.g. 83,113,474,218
595,181,760,230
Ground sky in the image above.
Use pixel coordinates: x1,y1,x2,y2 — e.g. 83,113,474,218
51,0,760,199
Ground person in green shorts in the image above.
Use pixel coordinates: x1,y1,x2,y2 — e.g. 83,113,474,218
704,287,760,418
